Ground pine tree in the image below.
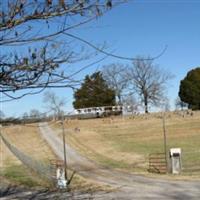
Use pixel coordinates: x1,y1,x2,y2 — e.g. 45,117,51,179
73,72,116,109
179,67,200,110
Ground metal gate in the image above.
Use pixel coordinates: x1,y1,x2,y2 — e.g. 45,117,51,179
148,153,167,174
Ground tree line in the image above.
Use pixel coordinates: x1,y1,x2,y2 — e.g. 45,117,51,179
1,66,198,120
73,62,200,113
73,57,173,113
1,1,199,113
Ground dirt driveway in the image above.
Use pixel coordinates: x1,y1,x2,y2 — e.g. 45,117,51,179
39,122,200,200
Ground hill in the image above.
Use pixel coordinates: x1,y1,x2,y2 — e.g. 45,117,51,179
51,111,200,177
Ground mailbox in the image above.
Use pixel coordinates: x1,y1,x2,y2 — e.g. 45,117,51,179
169,148,182,174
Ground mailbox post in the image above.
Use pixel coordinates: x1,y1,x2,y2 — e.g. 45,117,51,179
169,148,182,174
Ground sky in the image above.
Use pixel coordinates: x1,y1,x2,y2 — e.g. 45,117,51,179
1,0,200,117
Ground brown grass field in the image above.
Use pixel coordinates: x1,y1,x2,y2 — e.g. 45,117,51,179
0,124,57,187
1,110,199,188
0,124,111,190
51,111,200,178
1,124,56,163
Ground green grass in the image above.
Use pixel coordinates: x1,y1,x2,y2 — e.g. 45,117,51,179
93,152,131,169
97,117,200,155
1,164,50,188
1,164,111,191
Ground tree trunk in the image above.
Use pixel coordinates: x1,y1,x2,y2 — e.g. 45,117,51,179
144,96,148,113
118,94,122,105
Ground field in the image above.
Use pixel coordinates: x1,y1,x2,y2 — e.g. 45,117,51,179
0,124,111,191
51,111,200,177
1,111,200,189
0,124,57,187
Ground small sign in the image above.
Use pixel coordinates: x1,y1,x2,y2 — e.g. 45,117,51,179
50,159,67,188
56,167,67,188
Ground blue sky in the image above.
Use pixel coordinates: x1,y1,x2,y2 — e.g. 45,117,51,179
1,0,200,117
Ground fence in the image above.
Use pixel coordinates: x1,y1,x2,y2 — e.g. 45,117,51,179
149,151,200,175
148,153,167,174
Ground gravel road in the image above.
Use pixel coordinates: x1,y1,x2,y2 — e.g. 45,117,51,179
38,122,200,200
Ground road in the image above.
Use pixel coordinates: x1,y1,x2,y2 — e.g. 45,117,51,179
39,122,200,200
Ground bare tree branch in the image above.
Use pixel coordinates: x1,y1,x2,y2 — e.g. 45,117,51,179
102,63,128,104
126,57,173,113
1,0,127,102
43,90,66,119
0,1,167,103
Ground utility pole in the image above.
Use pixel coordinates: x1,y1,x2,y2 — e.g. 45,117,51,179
61,115,68,183
0,125,2,169
162,112,168,172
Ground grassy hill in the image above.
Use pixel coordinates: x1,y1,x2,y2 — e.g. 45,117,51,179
52,111,200,177
0,124,111,191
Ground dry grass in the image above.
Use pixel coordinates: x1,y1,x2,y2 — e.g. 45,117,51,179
0,137,21,169
0,124,57,187
1,124,56,164
0,123,112,190
51,111,200,177
70,173,112,193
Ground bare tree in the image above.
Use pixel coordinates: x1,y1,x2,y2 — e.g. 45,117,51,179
29,109,41,118
122,94,138,115
175,96,188,111
0,110,5,119
160,97,171,112
102,63,128,105
22,112,29,119
127,57,173,113
0,0,127,102
43,91,65,119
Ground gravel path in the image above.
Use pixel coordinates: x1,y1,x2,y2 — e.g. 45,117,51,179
38,122,200,199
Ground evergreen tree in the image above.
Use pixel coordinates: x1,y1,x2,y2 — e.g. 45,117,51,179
73,72,116,109
179,67,200,110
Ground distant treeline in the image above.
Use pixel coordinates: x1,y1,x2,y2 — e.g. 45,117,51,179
0,117,52,126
